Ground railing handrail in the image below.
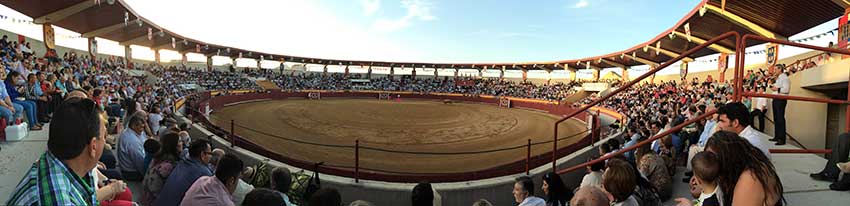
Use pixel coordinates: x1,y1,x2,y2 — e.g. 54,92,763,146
551,31,742,171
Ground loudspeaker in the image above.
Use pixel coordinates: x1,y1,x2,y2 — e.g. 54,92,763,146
811,133,850,181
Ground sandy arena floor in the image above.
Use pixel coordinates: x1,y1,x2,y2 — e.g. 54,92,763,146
211,99,586,174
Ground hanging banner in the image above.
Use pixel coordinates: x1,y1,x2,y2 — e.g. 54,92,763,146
839,8,850,59
717,53,729,82
42,23,55,50
766,43,779,66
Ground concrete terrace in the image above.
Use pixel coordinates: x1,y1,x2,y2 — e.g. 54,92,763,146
1,122,849,205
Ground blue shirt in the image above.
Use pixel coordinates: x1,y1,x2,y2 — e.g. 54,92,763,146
54,79,67,94
117,129,147,173
32,81,43,97
623,133,640,162
4,81,21,99
153,158,213,206
0,81,8,100
698,120,717,147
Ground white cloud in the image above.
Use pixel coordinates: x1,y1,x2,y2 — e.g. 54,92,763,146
370,0,436,33
360,0,380,16
573,0,589,8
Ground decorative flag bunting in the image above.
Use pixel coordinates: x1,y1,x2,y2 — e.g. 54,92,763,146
766,43,779,66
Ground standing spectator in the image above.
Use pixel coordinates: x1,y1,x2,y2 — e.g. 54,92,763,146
770,66,790,145
148,106,163,135
541,172,573,206
602,158,639,206
706,131,784,206
153,139,214,206
117,114,147,180
512,176,546,206
180,153,245,206
5,98,105,205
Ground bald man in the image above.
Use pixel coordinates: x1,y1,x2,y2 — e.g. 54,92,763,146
570,186,609,206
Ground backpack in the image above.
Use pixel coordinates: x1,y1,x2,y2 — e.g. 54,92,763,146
303,162,323,200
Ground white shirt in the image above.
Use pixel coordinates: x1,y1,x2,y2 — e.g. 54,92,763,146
753,97,768,110
612,196,640,206
773,73,790,95
738,126,772,159
518,196,546,206
580,171,603,188
232,179,254,205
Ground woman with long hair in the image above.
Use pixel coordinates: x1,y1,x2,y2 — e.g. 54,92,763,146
706,131,784,206
140,132,183,206
541,172,572,206
4,70,41,130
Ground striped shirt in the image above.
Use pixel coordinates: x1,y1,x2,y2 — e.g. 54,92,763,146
5,152,97,206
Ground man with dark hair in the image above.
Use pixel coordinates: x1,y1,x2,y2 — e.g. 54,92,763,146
512,176,545,206
716,102,771,158
242,188,284,206
6,98,109,205
181,153,244,206
117,112,148,180
153,139,214,206
770,66,790,145
308,188,342,206
412,181,434,206
270,167,295,206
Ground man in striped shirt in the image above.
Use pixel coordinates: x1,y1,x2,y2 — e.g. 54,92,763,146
5,97,107,205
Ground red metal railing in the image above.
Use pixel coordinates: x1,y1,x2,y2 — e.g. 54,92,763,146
552,31,742,172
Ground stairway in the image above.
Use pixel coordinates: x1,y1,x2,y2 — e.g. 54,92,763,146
255,79,280,90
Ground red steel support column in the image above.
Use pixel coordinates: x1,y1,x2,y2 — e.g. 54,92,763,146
526,139,531,175
847,67,850,133
355,139,360,183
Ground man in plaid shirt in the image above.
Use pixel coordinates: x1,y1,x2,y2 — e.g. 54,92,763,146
6,97,107,205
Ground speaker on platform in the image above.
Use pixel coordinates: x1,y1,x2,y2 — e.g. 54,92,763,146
811,133,850,182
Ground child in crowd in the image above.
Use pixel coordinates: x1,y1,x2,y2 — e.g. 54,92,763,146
142,139,161,174
676,152,720,206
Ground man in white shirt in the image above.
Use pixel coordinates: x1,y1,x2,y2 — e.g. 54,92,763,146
771,66,790,145
750,86,768,132
716,102,771,159
512,176,546,206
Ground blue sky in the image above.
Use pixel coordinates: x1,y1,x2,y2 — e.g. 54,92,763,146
113,0,702,63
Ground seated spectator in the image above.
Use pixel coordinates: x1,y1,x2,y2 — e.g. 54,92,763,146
309,188,342,206
148,106,163,135
570,186,609,206
142,138,160,174
180,153,245,206
210,148,226,170
715,102,771,159
602,158,639,206
153,139,214,206
579,157,604,188
271,166,295,206
513,176,546,206
636,141,672,201
141,132,182,206
471,199,494,206
0,68,24,126
117,113,148,180
242,188,284,206
5,97,105,205
233,167,256,206
706,131,784,206
4,71,41,130
542,172,572,206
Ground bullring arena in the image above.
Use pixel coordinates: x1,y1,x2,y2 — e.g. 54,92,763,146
211,98,586,174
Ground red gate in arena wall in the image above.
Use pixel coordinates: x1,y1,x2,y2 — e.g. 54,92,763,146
553,31,850,176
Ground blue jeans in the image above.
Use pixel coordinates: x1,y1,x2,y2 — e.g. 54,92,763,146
12,100,37,127
0,103,23,125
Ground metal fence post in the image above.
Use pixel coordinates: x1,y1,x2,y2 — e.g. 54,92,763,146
526,139,531,175
355,139,360,183
230,120,235,148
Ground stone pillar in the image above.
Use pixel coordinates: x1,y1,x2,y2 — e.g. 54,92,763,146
367,65,373,79
454,68,459,78
344,65,350,76
257,59,262,69
522,69,528,82
87,37,97,62
154,49,161,64
231,58,237,67
478,69,483,78
124,45,133,69
433,68,439,78
569,70,576,82
390,66,395,76
181,53,188,66
621,66,629,81
206,55,213,72
500,66,505,80
592,69,600,81
323,65,328,74
411,67,417,79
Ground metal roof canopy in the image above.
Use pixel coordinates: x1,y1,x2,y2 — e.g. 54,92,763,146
0,0,845,70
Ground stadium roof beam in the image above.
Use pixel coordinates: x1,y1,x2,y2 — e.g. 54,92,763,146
831,0,850,8
33,0,97,24
118,34,149,46
647,45,695,62
600,59,626,68
580,61,601,70
704,4,786,40
151,41,177,51
625,54,660,67
82,18,139,38
671,31,735,54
